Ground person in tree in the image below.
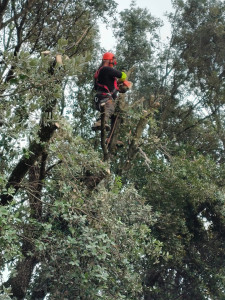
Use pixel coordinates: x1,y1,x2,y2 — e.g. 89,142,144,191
92,52,127,131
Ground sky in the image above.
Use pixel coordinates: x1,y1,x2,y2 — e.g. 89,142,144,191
99,0,174,50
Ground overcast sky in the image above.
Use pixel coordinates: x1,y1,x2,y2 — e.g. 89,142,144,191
99,0,174,50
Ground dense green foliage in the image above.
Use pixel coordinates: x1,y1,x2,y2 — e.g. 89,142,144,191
0,0,225,299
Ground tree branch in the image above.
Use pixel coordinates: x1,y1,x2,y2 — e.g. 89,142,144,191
100,105,109,161
1,122,59,205
0,0,35,30
3,152,50,299
0,0,10,30
122,110,153,173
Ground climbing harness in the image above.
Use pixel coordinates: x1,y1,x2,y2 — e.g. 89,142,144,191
94,67,118,97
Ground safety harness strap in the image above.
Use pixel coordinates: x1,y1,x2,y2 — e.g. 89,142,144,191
94,67,118,96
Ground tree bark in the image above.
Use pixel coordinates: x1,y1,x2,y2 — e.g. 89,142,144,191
100,105,109,161
3,153,50,299
1,122,59,205
0,0,10,30
4,256,38,300
122,111,151,173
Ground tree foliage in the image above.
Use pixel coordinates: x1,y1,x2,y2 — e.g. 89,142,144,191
0,0,225,299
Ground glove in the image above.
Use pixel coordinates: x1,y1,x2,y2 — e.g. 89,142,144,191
118,71,127,83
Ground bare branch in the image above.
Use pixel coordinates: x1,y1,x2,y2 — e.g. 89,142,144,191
45,159,62,175
0,0,36,30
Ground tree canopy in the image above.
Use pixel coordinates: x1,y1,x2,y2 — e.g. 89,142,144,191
0,0,225,299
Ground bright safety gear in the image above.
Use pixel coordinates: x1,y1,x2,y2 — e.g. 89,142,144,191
102,52,117,66
120,71,127,81
118,80,133,93
118,71,127,83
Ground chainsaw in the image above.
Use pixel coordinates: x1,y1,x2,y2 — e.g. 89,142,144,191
118,80,133,93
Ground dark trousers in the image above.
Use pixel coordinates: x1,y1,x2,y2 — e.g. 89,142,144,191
94,95,115,122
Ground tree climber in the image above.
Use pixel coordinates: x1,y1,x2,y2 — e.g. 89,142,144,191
92,52,127,131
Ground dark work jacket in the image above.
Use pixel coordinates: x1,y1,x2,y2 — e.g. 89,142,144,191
95,66,122,99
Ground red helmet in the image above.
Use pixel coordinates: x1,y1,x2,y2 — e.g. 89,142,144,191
102,52,117,65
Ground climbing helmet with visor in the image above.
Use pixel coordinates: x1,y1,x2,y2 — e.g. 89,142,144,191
102,52,117,66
